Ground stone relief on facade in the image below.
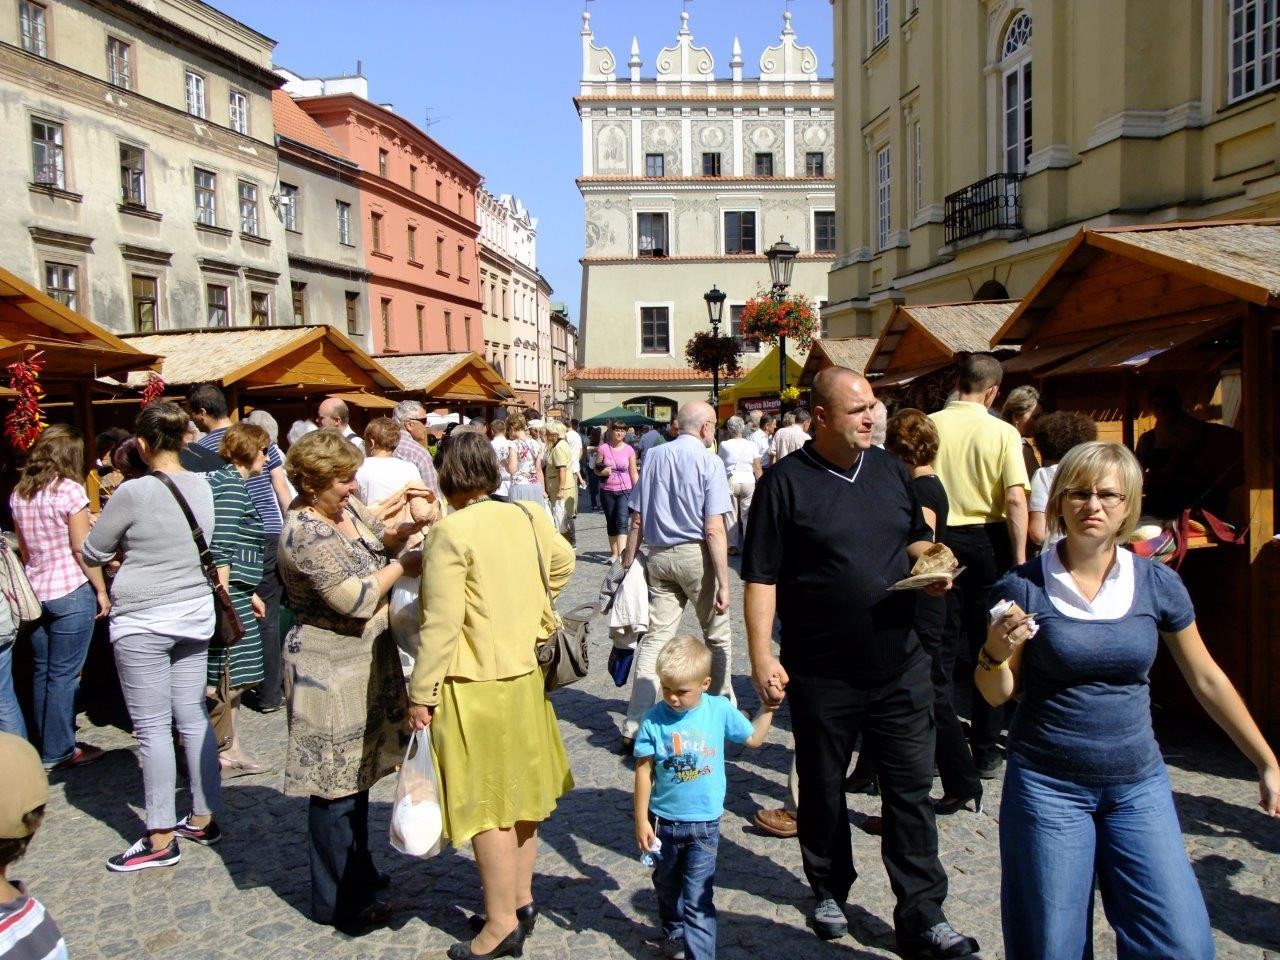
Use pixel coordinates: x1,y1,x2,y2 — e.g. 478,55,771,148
691,120,732,161
642,120,681,170
594,121,629,175
795,121,835,174
743,120,783,171
584,196,629,257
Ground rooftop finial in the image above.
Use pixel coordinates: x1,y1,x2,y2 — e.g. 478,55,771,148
581,10,591,34
680,10,691,35
782,9,794,35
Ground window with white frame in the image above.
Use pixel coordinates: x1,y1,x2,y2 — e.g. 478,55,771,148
729,304,759,352
131,275,158,332
337,200,352,244
645,153,665,177
19,1,47,56
637,212,669,257
206,284,229,326
120,143,145,206
814,210,837,253
250,291,270,327
875,144,892,250
724,211,757,254
640,306,670,354
229,90,249,135
107,37,131,88
1002,11,1032,174
31,118,64,188
279,183,298,231
913,120,924,211
873,0,889,46
44,262,76,310
195,168,217,226
238,181,259,236
1229,0,1280,103
185,70,206,118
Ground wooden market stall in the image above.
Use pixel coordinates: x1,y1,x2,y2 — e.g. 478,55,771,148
117,325,402,430
990,219,1279,739
863,301,1018,410
718,345,806,420
376,352,515,420
798,336,878,385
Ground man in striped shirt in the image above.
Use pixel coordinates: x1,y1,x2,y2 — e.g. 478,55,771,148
0,734,67,960
392,400,441,497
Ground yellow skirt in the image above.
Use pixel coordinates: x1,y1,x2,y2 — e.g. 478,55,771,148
431,669,574,846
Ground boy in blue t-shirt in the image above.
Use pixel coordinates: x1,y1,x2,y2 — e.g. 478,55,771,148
634,636,774,960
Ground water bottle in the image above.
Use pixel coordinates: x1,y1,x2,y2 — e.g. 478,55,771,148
640,836,662,868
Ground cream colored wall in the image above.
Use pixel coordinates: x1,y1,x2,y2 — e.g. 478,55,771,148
827,0,1280,337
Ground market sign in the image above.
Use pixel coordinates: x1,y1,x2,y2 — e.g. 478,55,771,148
741,396,782,413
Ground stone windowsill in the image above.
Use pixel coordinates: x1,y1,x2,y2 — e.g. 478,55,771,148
371,250,394,261
407,258,424,268
119,203,162,222
195,222,233,238
240,232,271,246
29,182,83,203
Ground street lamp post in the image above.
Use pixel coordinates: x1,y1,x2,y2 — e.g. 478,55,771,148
765,236,799,395
703,284,727,412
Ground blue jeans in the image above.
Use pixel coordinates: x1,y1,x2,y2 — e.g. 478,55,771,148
651,817,719,960
31,581,96,765
0,639,27,738
1000,756,1214,960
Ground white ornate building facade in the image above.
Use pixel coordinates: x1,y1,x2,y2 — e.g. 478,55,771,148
572,10,835,420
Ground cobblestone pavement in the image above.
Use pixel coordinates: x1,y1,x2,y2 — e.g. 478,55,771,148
25,511,1280,959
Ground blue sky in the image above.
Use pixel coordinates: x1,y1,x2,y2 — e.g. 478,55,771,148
214,0,835,327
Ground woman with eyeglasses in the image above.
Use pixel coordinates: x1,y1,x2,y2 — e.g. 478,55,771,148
978,441,1279,960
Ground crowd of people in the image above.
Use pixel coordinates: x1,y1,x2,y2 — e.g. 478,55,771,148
0,357,1277,960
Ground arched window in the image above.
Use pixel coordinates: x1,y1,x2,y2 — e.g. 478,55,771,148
1001,11,1033,174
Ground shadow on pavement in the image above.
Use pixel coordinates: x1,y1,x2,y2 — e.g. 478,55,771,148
1191,853,1280,952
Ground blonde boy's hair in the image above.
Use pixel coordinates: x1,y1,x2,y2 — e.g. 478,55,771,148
655,636,712,686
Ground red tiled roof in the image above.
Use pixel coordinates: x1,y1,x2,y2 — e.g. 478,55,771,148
272,91,348,159
566,366,708,382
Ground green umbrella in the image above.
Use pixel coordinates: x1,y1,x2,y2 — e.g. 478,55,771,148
580,405,665,429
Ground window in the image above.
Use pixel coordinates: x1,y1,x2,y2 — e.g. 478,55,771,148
238,181,259,236
291,283,305,324
874,0,889,45
250,291,270,327
229,90,249,135
724,211,757,255
875,144,892,250
371,212,383,251
1229,0,1280,102
107,37,131,88
416,304,425,350
206,284,229,327
131,275,157,332
435,235,445,271
640,306,670,354
44,263,76,310
378,149,389,178
278,183,298,231
194,168,217,226
337,200,351,244
754,152,774,176
814,211,837,253
409,164,418,191
19,2,46,56
729,304,759,352
1002,12,1032,174
380,298,392,349
457,244,465,277
464,316,472,348
435,180,442,203
702,152,722,176
185,71,205,118
637,212,669,257
407,225,417,261
913,120,924,210
345,291,360,334
31,119,64,188
457,191,464,213
645,153,665,177
119,144,145,206
444,311,453,350
805,152,826,177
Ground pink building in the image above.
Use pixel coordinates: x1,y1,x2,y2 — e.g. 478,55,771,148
293,93,483,355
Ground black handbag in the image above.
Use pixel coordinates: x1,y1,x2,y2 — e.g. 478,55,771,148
154,472,244,648
516,504,593,691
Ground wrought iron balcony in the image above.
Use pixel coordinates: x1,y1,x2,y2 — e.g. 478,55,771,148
944,173,1023,245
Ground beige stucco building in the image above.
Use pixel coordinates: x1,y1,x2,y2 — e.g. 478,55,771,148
477,188,514,385
0,0,290,334
825,0,1280,336
573,10,836,421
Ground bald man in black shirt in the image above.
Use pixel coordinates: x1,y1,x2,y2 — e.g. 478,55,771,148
742,367,978,959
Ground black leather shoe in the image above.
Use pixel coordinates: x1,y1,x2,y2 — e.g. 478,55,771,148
446,925,525,959
335,900,393,935
897,920,979,959
467,902,537,937
933,787,983,816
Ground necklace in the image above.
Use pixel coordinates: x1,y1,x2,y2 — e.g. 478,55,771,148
460,494,490,509
1064,547,1116,603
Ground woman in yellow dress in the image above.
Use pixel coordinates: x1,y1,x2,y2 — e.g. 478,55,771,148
408,432,574,960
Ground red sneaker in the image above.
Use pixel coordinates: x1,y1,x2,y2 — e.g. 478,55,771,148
47,743,104,772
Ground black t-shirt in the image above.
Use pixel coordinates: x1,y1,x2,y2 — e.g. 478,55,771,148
742,441,931,683
913,473,949,641
179,443,226,473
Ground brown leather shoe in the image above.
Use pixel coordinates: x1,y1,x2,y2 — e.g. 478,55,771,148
753,808,798,838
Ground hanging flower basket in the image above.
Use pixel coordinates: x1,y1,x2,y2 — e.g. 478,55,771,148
741,291,819,352
684,331,744,378
779,385,802,404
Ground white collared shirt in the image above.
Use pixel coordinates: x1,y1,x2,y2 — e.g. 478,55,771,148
1042,543,1136,620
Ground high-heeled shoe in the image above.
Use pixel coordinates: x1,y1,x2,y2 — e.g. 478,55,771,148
933,787,983,815
446,924,526,959
467,902,538,937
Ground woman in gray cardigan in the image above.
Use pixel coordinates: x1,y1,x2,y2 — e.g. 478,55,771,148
83,402,222,873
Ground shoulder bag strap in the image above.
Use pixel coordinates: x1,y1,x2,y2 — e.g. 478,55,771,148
515,502,553,606
153,472,218,583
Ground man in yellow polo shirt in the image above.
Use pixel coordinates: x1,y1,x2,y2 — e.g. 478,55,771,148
930,353,1029,780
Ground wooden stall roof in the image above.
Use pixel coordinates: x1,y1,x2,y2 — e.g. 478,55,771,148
376,352,515,404
327,391,398,410
994,219,1280,349
0,265,158,378
866,301,1018,387
799,337,878,386
120,326,402,394
720,346,806,404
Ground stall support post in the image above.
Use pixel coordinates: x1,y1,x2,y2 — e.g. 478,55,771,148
1121,371,1136,449
75,381,95,467
778,335,788,395
1243,305,1276,735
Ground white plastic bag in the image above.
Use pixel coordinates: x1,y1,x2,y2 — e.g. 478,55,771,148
389,729,444,859
389,575,421,661
550,498,568,535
